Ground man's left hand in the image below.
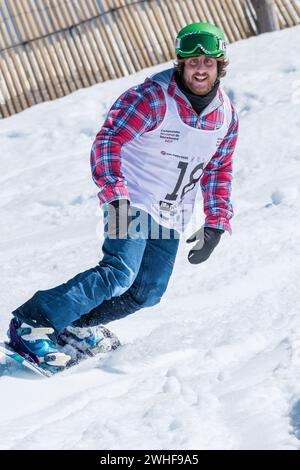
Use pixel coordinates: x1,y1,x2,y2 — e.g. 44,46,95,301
187,227,224,264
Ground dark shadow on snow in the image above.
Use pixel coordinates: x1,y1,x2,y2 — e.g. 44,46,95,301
290,399,300,442
0,358,40,380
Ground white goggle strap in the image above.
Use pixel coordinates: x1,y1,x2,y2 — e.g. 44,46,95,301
218,39,227,51
175,37,181,49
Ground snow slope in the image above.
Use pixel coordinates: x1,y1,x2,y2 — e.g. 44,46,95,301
0,25,300,450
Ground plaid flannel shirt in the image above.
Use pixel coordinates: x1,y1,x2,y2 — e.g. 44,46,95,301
91,70,239,233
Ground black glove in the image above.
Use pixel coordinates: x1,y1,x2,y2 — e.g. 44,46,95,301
187,227,224,264
107,200,131,238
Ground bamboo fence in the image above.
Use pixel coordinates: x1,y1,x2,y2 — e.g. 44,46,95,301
0,0,299,118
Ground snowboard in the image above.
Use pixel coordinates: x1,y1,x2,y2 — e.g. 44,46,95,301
0,342,52,377
0,326,121,379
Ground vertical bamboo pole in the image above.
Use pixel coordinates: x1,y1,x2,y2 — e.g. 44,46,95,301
224,0,248,39
27,0,67,98
113,0,152,68
273,2,286,28
242,0,257,36
0,67,11,117
0,53,19,114
275,0,295,26
128,0,161,66
33,0,74,95
128,1,162,64
141,0,170,61
209,0,234,41
69,0,108,82
109,0,146,69
169,0,185,27
156,0,177,45
214,0,238,41
210,1,235,43
5,0,42,104
29,0,66,97
231,0,252,37
97,0,133,74
164,0,182,33
56,0,93,87
3,0,38,106
19,0,59,100
70,1,105,83
59,0,98,85
290,0,300,18
73,0,110,81
105,0,143,71
190,0,210,23
282,0,300,23
45,0,87,89
0,97,10,118
17,0,52,101
179,0,199,24
0,20,28,110
150,0,174,60
85,0,125,78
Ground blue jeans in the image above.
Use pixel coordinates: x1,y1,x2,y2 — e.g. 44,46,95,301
12,211,180,333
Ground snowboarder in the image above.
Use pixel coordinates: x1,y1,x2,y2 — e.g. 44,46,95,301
8,22,239,373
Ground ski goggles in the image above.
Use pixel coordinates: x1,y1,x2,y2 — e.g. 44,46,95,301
175,33,227,58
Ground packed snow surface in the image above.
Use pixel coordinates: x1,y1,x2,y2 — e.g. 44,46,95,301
0,25,300,450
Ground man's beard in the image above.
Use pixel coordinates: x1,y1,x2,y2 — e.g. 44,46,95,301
184,74,216,95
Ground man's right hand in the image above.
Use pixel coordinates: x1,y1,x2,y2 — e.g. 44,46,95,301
107,200,131,238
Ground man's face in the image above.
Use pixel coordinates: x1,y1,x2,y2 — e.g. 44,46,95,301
182,56,218,95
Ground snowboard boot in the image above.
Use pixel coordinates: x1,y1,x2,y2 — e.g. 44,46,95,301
8,317,71,373
57,325,121,362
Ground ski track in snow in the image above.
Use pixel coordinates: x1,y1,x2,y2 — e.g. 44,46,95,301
1,25,300,449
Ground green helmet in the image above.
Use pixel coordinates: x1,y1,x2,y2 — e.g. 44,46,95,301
175,22,227,59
